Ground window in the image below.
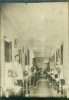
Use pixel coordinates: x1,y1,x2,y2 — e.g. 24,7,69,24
56,51,58,61
25,55,27,65
33,58,36,65
58,49,60,59
4,36,12,62
28,50,29,65
61,44,63,65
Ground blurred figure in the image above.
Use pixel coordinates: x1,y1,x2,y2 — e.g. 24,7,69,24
30,65,39,87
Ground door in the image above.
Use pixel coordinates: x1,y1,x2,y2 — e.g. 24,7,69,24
4,40,12,62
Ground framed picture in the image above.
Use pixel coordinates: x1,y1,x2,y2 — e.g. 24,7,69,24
14,39,18,48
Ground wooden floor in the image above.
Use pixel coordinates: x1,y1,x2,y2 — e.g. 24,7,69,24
30,77,52,97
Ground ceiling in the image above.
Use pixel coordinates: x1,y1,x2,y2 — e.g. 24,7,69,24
1,2,68,58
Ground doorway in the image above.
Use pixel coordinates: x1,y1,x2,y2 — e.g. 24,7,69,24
4,36,12,94
4,37,12,62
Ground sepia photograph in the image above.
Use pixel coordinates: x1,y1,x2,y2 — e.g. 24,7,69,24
0,2,69,99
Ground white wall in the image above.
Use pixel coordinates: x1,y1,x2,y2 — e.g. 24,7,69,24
1,8,34,96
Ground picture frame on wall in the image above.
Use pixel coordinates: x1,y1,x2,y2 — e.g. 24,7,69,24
14,39,18,48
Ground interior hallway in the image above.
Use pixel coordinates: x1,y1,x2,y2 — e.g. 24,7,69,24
30,76,52,97
0,3,69,98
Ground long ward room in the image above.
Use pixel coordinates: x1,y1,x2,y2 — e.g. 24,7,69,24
0,2,69,98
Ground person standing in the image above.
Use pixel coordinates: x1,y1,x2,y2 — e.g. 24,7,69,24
12,55,23,96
